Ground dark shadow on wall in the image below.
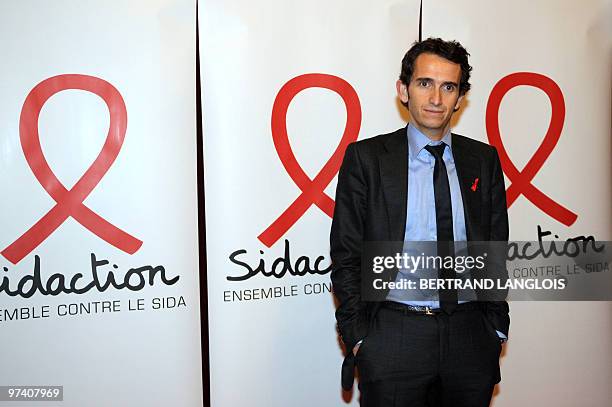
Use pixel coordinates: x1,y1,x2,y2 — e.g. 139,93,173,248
196,1,211,406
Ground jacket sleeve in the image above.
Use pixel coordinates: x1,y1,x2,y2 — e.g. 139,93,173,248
330,142,368,352
484,147,510,336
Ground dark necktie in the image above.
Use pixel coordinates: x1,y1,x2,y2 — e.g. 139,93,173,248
424,144,457,314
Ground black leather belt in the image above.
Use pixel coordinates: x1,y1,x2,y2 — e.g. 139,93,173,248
382,301,481,315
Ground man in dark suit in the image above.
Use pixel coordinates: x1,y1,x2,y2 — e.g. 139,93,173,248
330,38,509,407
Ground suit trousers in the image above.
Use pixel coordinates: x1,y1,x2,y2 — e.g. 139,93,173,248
356,305,502,407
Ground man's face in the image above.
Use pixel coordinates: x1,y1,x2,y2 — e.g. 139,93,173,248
397,52,464,140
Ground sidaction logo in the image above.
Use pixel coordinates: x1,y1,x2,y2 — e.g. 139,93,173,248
0,74,179,298
227,73,359,282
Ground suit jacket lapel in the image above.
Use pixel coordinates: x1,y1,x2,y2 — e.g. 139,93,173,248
379,128,408,241
452,134,483,241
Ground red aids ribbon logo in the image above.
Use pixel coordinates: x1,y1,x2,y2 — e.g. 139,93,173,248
471,178,479,192
486,72,577,226
2,74,142,264
258,73,361,247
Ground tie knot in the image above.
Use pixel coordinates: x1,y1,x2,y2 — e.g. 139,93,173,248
424,143,446,160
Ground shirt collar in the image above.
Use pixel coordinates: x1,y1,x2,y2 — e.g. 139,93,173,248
407,123,453,160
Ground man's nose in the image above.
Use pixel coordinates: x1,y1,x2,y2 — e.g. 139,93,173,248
429,88,442,105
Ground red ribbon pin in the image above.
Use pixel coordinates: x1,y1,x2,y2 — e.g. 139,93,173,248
471,178,479,192
2,74,142,264
486,72,577,226
258,73,361,247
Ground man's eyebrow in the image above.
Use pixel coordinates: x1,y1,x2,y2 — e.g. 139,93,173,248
442,81,459,87
413,76,433,82
412,77,459,87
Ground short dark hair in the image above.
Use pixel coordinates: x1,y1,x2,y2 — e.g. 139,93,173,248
399,37,472,95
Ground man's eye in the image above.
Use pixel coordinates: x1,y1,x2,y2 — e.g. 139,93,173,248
444,84,456,91
418,80,430,87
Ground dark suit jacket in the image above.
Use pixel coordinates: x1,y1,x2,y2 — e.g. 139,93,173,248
330,126,510,390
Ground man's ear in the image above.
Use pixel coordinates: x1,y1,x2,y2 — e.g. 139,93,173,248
453,94,465,112
396,80,409,104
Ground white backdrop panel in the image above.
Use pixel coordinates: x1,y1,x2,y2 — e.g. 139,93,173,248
0,1,202,406
200,1,420,406
423,1,612,406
